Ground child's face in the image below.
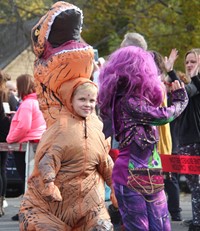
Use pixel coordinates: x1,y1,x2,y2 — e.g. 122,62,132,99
72,86,97,118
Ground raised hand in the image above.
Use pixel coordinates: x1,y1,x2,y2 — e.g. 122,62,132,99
164,48,179,72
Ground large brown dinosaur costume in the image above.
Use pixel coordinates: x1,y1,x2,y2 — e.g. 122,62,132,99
19,2,114,230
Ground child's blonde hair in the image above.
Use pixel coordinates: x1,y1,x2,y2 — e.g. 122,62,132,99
73,82,97,96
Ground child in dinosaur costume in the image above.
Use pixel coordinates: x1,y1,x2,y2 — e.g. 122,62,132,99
19,2,116,230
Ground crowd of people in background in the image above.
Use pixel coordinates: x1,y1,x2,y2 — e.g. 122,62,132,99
0,1,200,231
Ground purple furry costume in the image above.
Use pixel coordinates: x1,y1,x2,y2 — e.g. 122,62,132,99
98,46,188,231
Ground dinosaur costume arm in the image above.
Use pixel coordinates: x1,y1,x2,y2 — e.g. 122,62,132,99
38,145,63,183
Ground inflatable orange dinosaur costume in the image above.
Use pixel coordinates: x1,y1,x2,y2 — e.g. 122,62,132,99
19,2,115,230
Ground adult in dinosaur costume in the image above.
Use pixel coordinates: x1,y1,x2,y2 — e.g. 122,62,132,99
19,1,115,230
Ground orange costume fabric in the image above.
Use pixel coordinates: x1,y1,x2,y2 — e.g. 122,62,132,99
31,1,94,128
19,2,114,231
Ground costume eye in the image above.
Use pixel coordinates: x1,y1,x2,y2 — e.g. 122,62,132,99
34,29,40,36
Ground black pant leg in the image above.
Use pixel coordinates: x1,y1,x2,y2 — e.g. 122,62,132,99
13,151,26,193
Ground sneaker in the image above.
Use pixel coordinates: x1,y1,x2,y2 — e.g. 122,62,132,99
171,215,182,221
3,199,8,208
11,214,19,221
183,219,193,227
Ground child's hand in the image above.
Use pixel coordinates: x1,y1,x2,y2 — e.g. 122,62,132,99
171,80,185,91
42,182,62,202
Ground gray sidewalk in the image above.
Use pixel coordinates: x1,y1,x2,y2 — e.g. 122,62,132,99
0,193,192,231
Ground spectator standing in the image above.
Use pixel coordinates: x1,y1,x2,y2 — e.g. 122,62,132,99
176,48,200,231
0,70,18,217
6,80,19,102
98,46,188,231
152,49,183,221
120,32,148,50
163,49,200,227
6,74,46,221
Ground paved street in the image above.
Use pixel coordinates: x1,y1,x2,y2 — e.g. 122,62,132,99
0,193,192,231
0,196,21,231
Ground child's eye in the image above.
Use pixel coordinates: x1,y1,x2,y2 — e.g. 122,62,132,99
79,98,85,101
90,99,96,103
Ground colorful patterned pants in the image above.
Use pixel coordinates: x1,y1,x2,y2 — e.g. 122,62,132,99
114,183,171,231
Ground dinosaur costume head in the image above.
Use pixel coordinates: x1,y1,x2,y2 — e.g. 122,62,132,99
31,1,94,127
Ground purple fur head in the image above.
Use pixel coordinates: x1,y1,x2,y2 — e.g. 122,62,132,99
98,46,164,117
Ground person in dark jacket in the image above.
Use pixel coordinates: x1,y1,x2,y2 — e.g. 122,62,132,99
151,49,183,221
164,49,200,228
176,49,200,231
0,70,18,217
